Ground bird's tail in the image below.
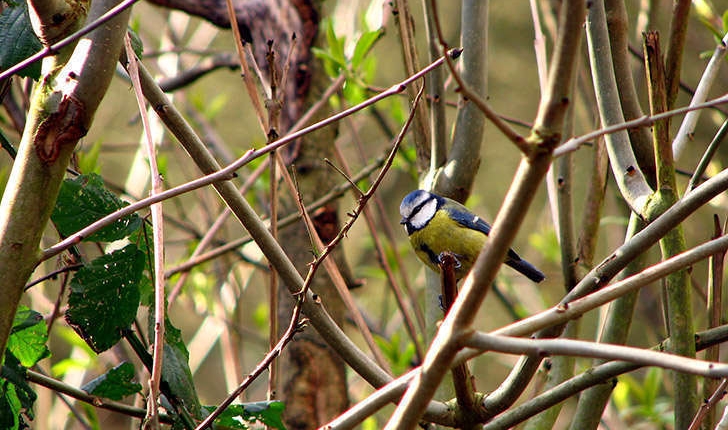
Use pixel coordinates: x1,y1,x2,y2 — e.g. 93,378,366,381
505,257,545,283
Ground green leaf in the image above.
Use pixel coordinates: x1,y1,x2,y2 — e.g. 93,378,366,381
81,362,142,401
324,18,345,64
77,140,103,174
311,47,346,78
342,78,366,105
203,401,287,429
66,245,145,353
126,28,144,59
158,317,201,418
351,29,382,68
0,2,42,80
52,174,142,242
7,306,49,368
373,333,416,375
1,352,37,429
128,223,155,306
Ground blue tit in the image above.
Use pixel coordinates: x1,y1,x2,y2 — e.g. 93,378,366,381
399,190,545,282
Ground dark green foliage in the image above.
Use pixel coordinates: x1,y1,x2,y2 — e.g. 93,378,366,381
203,401,287,429
157,316,202,418
52,174,141,242
0,2,41,80
81,362,142,401
65,244,145,353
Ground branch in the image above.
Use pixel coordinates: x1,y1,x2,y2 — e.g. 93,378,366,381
483,324,728,429
585,0,652,215
493,235,728,339
664,0,691,109
644,31,697,428
431,0,488,201
124,37,167,427
672,31,728,159
555,92,728,158
464,334,728,378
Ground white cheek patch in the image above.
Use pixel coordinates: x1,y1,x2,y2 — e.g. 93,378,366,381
410,199,437,229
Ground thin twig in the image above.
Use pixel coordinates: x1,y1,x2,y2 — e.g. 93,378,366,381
223,0,267,132
331,133,425,361
554,92,728,157
194,304,307,429
686,118,728,193
125,36,166,429
24,263,83,291
689,378,728,430
273,116,419,371
464,333,728,378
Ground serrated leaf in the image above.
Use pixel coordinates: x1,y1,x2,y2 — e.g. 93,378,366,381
66,245,145,353
81,362,141,401
203,401,286,430
7,306,49,367
0,2,42,80
52,174,142,242
1,352,37,429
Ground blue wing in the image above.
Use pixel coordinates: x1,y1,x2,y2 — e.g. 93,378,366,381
447,206,491,235
437,196,545,282
444,202,525,262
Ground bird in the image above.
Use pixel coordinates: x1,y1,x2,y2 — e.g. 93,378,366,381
399,189,545,282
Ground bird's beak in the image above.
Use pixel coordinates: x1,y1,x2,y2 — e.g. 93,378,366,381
400,217,407,225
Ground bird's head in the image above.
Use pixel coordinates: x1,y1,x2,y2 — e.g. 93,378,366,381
399,190,441,235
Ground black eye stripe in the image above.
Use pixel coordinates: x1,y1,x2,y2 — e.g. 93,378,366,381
411,196,437,217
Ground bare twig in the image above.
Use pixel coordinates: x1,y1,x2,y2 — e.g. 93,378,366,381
223,0,267,132
125,36,166,429
194,304,307,429
554,93,728,158
465,334,728,378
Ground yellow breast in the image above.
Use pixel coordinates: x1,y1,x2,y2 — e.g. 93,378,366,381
408,210,487,278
